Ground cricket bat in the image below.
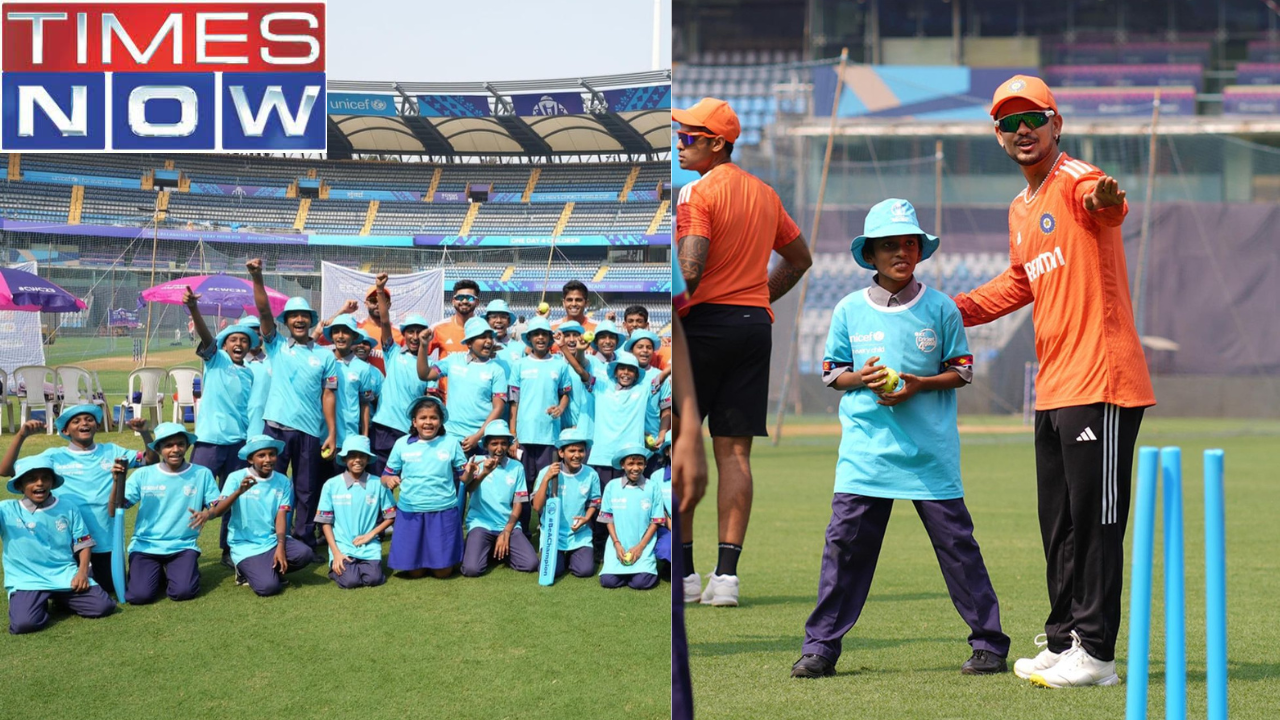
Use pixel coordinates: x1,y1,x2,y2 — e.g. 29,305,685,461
112,509,127,604
538,476,561,586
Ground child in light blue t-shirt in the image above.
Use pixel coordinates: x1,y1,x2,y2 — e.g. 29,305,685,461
459,420,536,577
793,198,1009,680
598,446,663,590
316,435,395,589
531,428,601,580
417,317,508,456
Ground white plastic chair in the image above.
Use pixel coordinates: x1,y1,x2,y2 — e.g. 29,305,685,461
12,365,56,434
56,365,113,432
0,368,13,434
120,367,167,428
169,368,202,425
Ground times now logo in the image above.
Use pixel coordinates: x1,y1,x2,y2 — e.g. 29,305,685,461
0,2,326,152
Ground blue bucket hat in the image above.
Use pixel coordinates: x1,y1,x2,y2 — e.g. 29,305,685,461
556,427,592,450
274,297,320,328
463,317,495,344
623,329,660,354
7,455,65,494
323,313,360,342
611,445,651,470
55,404,103,438
215,323,262,350
558,320,585,336
522,317,553,347
337,434,374,461
357,330,377,348
483,299,517,325
238,435,285,461
148,422,198,452
238,314,261,329
408,395,448,424
398,314,429,333
481,419,514,443
849,198,940,271
608,351,642,382
591,320,626,351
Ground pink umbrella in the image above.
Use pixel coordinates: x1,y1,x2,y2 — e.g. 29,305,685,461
0,266,87,312
139,274,289,318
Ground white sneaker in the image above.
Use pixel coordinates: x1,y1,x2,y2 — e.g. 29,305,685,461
1014,634,1062,680
1029,631,1120,688
700,572,739,607
683,573,703,604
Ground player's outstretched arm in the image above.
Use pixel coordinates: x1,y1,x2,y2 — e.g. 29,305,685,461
246,258,276,341
183,287,215,353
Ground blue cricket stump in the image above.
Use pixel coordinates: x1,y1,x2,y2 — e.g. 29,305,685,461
111,509,127,605
1126,447,1228,720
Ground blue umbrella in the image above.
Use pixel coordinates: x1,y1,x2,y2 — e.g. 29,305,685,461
0,266,86,312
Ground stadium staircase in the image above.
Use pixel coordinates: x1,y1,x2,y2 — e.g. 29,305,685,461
619,166,640,201
294,198,311,231
425,168,442,201
8,153,20,180
593,266,608,282
500,266,516,281
459,203,480,234
552,202,575,237
646,200,669,235
68,186,84,224
360,201,379,236
522,168,541,202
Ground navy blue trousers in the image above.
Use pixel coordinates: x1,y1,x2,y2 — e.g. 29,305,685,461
802,493,1010,664
191,440,246,550
264,424,324,547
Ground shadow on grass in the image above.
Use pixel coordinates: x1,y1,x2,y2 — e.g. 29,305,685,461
692,634,954,657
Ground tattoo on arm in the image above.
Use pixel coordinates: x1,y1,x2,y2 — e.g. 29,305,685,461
677,235,710,297
768,262,807,302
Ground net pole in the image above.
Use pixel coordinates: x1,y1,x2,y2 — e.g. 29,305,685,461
1132,89,1161,337
141,208,159,366
771,48,848,446
935,138,944,290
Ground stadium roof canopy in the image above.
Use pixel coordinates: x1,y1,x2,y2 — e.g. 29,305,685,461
326,70,671,162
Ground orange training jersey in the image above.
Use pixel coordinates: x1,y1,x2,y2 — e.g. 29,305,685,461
952,153,1155,411
676,162,801,319
427,316,467,358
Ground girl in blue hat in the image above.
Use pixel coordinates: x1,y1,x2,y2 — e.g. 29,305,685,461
108,422,220,604
0,406,155,598
598,446,664,590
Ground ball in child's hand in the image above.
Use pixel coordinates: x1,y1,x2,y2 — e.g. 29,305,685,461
537,302,550,315
321,447,333,459
878,367,901,394
622,551,634,565
582,331,595,344
645,434,657,449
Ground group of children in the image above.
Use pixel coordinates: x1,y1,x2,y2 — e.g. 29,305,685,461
0,263,674,634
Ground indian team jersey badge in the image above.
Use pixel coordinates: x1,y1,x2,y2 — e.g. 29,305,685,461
915,328,938,352
1009,80,1026,92
1039,212,1056,235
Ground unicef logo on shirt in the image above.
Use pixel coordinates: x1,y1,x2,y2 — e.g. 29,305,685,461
1040,212,1056,235
366,495,376,506
506,476,517,486
641,499,652,511
579,484,589,496
915,328,938,352
55,518,68,532
183,485,198,497
308,357,321,367
100,460,115,471
435,451,451,461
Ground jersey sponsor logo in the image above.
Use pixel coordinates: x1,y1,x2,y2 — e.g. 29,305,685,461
1024,246,1067,283
850,331,885,343
915,328,938,352
1039,212,1056,235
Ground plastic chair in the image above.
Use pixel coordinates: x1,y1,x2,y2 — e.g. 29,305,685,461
120,367,167,428
56,365,113,432
0,368,13,434
12,365,56,434
168,368,202,425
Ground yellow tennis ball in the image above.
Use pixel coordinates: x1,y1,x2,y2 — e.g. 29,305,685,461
321,447,334,459
537,302,550,314
879,367,901,394
623,551,634,564
582,331,595,344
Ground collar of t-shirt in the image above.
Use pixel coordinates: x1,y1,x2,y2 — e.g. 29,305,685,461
866,276,922,307
156,462,191,475
623,476,648,489
335,352,355,365
342,471,369,488
286,336,316,349
19,496,58,511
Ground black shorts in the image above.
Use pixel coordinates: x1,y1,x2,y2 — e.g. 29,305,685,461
682,304,772,437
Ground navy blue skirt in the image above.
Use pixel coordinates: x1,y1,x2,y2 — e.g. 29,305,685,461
655,525,671,562
388,506,463,571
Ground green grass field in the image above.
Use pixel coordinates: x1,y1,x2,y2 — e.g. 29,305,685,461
685,417,1280,719
0,433,669,720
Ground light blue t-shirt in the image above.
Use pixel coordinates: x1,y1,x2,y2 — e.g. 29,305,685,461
123,463,221,556
510,354,571,446
825,286,970,501
262,332,338,439
195,346,253,445
371,342,427,434
385,434,467,513
652,464,672,517
42,443,145,552
599,477,663,576
221,470,293,566
587,382,647,467
333,353,379,447
316,473,395,561
463,458,527,533
533,464,601,552
642,366,665,438
0,498,96,596
562,354,601,437
245,356,272,437
436,354,507,438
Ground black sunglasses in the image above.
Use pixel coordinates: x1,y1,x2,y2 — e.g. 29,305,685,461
453,294,477,302
995,110,1056,134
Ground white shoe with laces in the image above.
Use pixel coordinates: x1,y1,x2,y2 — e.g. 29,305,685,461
683,573,703,604
1014,634,1062,680
1029,631,1120,688
700,572,740,607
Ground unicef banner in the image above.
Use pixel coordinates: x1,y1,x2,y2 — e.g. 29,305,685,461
23,171,141,189
320,262,444,331
417,95,492,117
189,183,289,197
327,93,398,117
511,91,586,116
414,234,666,247
328,189,424,201
529,192,619,203
603,85,671,112
432,191,469,203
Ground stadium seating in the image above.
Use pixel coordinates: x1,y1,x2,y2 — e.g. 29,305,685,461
370,202,470,235
1053,86,1197,117
0,181,73,223
1246,40,1280,63
1048,41,1211,66
562,202,662,234
1235,63,1280,86
1044,64,1204,91
304,200,368,234
165,194,299,232
1222,85,1280,115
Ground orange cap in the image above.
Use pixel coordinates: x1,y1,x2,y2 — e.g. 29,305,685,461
366,285,390,300
989,75,1058,117
671,97,741,144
